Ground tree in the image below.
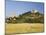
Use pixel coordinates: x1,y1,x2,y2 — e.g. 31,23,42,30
35,12,40,16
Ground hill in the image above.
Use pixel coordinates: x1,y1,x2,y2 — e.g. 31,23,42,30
15,11,44,23
5,10,44,23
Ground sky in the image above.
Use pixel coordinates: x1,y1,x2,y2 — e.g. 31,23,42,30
6,0,44,17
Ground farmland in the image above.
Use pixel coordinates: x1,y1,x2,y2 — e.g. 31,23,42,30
6,23,44,35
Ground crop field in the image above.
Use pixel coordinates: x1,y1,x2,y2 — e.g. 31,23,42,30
5,23,44,35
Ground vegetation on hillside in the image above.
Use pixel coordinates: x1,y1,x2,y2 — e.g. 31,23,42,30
5,10,44,23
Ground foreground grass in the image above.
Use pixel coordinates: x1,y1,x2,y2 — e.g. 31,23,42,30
6,23,44,34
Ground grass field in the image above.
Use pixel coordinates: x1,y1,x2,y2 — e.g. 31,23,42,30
5,23,44,35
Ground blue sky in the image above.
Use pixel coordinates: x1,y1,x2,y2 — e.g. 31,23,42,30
6,0,44,17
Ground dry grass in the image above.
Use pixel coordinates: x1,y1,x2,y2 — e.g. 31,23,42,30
5,23,44,34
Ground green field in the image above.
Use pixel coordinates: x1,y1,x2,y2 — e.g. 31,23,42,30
6,23,44,35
